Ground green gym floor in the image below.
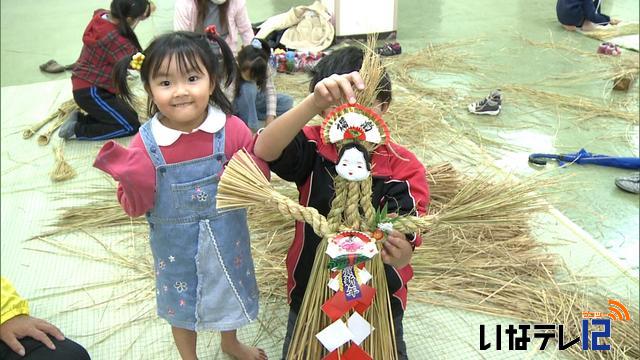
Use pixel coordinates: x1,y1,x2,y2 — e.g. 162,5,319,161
1,0,638,359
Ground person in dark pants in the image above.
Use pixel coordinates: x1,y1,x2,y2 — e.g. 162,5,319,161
556,0,620,31
58,0,155,140
0,277,90,360
253,46,430,360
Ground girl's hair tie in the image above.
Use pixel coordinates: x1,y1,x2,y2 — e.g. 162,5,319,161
251,38,262,49
205,25,218,36
130,52,145,70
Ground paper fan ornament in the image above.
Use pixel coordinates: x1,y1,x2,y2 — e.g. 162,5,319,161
321,103,390,147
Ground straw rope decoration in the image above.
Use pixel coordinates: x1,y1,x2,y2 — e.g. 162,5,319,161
218,35,403,358
50,139,76,182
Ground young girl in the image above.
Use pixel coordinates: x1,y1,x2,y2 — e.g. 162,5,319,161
174,0,253,54
59,0,154,140
229,38,293,131
93,31,268,360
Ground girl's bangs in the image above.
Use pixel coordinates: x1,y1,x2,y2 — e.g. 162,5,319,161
148,42,206,78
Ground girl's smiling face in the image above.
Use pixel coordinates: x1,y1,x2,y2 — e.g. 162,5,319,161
149,55,214,132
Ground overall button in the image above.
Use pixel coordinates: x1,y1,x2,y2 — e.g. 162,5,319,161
216,154,223,161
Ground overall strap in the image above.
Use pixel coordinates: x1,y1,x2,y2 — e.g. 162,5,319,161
213,121,226,155
140,121,167,167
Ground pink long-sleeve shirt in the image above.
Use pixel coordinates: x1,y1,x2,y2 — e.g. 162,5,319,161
94,114,268,217
174,0,254,54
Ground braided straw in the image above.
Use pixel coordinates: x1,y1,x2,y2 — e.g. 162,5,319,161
344,181,361,229
23,111,58,139
275,195,329,237
216,150,330,236
326,176,347,232
359,176,376,230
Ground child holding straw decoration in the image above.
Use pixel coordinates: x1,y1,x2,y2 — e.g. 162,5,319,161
93,30,268,360
253,46,430,359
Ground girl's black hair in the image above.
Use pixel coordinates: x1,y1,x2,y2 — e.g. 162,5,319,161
309,46,392,105
234,38,270,98
110,0,149,51
338,142,372,171
195,0,229,33
113,31,236,116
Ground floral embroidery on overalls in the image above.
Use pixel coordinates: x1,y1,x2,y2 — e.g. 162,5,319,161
179,299,186,307
192,186,208,202
168,255,175,262
234,256,242,267
168,307,175,316
158,260,166,270
174,281,188,293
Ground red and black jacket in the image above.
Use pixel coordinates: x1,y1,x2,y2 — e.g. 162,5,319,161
267,125,430,315
72,9,139,94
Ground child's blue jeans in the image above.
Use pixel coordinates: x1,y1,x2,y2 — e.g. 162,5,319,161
233,82,293,131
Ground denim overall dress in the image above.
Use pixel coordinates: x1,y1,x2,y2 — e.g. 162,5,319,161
139,120,259,331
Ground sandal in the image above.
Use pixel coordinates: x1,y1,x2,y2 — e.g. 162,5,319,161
39,59,65,73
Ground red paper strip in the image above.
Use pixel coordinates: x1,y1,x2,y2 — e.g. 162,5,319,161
343,343,373,360
322,291,355,321
322,285,376,320
354,285,376,314
322,349,341,360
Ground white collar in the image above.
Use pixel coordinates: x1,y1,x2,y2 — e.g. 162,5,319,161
150,105,226,146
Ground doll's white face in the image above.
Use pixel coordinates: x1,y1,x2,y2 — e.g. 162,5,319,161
336,147,369,181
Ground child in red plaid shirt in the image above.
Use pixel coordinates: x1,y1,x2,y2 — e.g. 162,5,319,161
59,0,154,141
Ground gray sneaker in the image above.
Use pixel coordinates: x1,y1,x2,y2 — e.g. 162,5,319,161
468,97,501,115
489,89,503,105
58,110,78,139
615,173,640,194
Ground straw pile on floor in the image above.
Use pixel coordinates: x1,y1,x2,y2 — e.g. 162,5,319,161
581,22,640,41
32,157,639,358
521,35,639,95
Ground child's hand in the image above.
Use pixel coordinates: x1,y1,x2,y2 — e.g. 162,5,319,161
312,71,365,110
380,231,413,269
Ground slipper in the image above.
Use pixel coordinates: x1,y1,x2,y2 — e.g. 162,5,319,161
39,59,65,73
